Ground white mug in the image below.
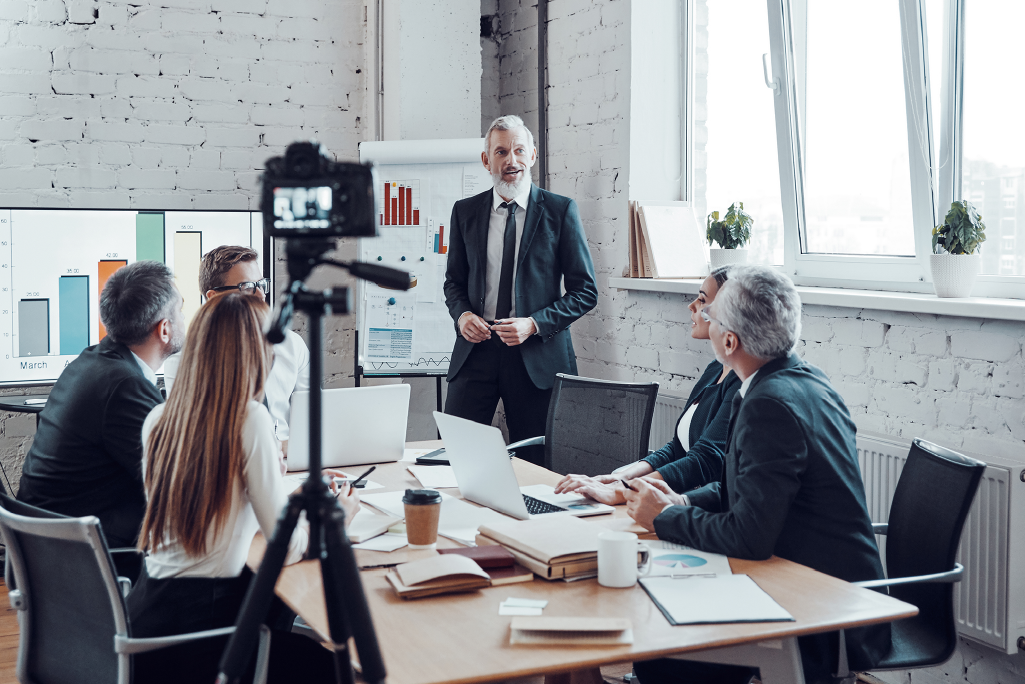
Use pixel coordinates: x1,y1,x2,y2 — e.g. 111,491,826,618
597,530,651,588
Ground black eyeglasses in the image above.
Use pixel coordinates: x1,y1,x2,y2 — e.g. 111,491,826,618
211,278,270,296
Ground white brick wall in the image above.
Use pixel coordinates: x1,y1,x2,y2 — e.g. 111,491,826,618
493,1,1025,681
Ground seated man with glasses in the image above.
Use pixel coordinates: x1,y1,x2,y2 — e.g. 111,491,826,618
163,245,310,457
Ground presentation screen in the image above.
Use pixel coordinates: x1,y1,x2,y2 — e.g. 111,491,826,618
0,208,263,386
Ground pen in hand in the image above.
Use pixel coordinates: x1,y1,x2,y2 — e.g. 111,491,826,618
349,465,376,489
620,478,636,491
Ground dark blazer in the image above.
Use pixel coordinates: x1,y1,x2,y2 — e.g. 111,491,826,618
654,353,889,679
643,359,740,492
18,337,163,548
444,184,598,390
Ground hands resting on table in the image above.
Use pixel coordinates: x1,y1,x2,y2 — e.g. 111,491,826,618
554,466,689,533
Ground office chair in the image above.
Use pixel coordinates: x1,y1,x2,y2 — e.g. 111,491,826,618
844,439,985,675
0,494,271,684
508,373,659,476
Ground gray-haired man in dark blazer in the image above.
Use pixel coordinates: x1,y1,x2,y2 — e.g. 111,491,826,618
443,115,597,465
624,265,889,684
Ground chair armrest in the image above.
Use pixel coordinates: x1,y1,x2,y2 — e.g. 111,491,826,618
109,547,143,556
854,563,963,589
872,523,888,535
507,436,544,451
117,577,131,598
114,626,236,654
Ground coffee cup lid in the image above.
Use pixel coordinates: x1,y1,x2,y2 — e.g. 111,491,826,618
402,488,443,505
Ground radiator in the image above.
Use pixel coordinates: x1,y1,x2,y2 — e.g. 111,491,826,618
648,396,1025,655
649,392,690,452
857,432,1025,655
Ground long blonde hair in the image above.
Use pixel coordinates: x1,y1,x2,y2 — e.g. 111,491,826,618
139,292,271,556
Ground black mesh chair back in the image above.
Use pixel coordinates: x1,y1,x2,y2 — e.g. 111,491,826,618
544,373,659,476
0,493,128,684
876,439,986,669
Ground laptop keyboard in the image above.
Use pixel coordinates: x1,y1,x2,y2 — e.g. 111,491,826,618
522,494,568,515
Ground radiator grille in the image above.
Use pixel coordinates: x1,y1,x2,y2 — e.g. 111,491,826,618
649,392,689,452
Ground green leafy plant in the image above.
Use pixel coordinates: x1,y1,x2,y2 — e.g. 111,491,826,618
932,200,986,255
706,202,753,250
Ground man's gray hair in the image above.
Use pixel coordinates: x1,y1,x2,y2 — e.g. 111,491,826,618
484,115,535,154
100,261,178,346
715,265,802,360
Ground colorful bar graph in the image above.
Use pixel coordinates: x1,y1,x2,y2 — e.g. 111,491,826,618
381,181,421,226
174,232,202,326
136,212,165,262
59,276,89,355
18,299,49,357
97,260,127,340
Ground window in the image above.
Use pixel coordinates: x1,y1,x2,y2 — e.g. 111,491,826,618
698,0,784,265
672,0,1025,297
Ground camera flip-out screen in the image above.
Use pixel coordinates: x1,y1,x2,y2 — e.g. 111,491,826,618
272,185,333,230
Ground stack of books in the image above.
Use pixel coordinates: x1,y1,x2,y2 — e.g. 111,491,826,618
627,201,708,278
477,516,606,581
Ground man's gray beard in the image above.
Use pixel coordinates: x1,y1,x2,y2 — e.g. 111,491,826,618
492,171,530,199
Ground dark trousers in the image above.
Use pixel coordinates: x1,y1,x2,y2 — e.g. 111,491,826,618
445,338,552,466
633,658,757,684
127,566,336,684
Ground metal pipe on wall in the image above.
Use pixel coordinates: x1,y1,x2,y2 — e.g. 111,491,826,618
537,0,548,189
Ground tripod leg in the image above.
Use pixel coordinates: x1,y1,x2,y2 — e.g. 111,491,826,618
320,492,388,684
216,494,304,684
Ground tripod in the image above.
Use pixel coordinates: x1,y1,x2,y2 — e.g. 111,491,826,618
217,239,407,684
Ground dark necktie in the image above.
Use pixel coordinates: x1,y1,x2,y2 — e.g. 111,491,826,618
495,202,518,320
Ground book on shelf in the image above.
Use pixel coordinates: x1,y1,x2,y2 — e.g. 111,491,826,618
627,202,708,279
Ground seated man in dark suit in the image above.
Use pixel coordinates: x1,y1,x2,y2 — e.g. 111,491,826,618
18,261,185,548
624,265,889,684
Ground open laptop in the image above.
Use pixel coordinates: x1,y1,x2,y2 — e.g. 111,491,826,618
287,384,410,471
433,411,613,520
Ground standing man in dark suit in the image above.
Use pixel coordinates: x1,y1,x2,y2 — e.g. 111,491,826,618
444,115,597,465
624,266,889,684
18,261,185,548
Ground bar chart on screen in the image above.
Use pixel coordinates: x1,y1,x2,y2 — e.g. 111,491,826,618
378,179,422,226
0,209,263,385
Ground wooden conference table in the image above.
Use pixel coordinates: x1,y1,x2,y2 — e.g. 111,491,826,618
250,441,916,684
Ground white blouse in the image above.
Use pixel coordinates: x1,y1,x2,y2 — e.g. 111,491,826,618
676,402,699,452
141,400,308,579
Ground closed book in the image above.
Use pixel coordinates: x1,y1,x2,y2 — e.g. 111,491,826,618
509,617,633,646
438,545,515,569
477,516,602,565
386,554,491,600
487,563,534,586
346,507,402,544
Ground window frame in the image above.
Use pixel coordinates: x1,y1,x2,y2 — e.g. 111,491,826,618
678,0,1025,299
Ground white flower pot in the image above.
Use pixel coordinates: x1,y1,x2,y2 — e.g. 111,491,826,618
709,248,748,269
929,253,981,298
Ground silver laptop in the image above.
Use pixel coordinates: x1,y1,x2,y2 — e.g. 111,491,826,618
433,411,613,520
287,384,410,471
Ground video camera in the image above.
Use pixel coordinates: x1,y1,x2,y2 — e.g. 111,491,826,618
261,140,378,238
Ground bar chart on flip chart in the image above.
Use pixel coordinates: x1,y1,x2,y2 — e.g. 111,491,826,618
0,209,263,385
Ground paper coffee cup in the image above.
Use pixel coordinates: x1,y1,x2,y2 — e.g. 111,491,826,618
402,489,442,549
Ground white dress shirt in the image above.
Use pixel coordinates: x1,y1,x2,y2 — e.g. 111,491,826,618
483,186,531,321
141,400,308,579
162,329,310,441
131,351,158,386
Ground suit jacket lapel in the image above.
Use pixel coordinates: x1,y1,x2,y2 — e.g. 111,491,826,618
517,185,545,272
476,190,494,293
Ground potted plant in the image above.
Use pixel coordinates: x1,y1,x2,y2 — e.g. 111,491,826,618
930,200,987,298
706,202,753,268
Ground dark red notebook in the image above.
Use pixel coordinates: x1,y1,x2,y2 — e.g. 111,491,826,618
438,545,516,569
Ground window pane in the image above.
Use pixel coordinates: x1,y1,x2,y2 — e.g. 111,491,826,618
697,0,783,265
800,2,915,256
923,0,945,213
962,2,1025,275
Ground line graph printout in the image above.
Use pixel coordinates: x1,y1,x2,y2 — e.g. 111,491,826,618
356,143,493,376
0,209,262,385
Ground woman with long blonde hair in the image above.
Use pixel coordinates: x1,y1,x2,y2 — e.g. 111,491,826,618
128,292,355,683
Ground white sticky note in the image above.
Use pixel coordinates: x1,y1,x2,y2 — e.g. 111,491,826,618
499,605,543,616
502,598,549,609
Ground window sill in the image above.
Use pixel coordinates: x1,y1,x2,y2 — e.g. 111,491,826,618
607,277,1025,322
